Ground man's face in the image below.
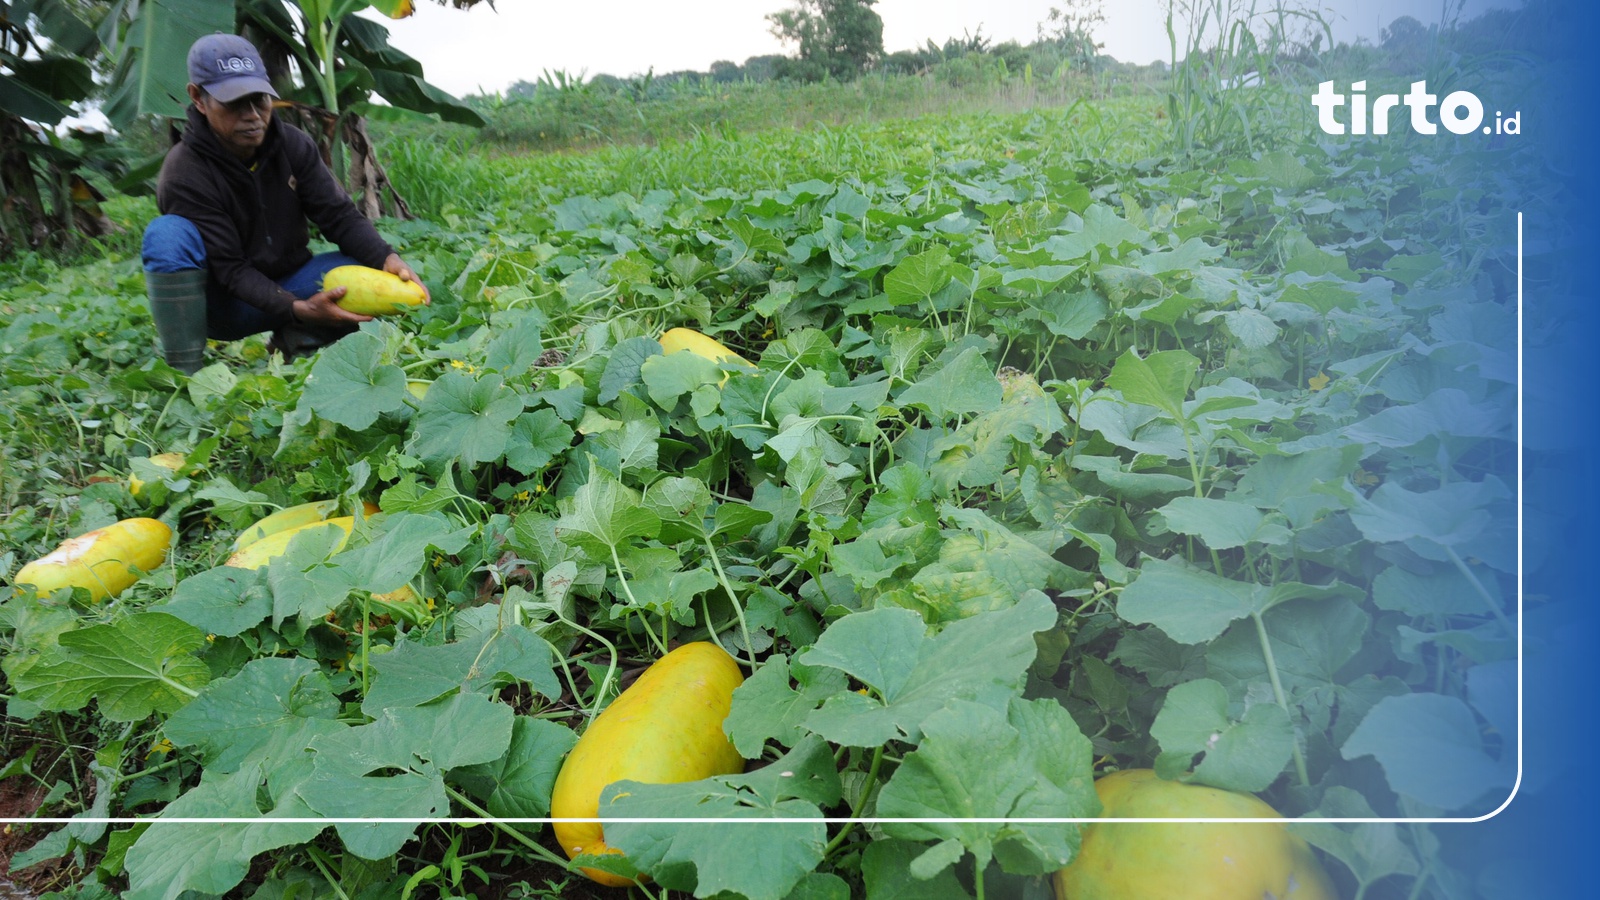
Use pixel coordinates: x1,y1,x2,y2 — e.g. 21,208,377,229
190,86,273,161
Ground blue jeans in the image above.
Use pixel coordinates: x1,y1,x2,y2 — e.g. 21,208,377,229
141,215,363,341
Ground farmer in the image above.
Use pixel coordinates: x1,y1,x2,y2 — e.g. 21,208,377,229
141,33,427,373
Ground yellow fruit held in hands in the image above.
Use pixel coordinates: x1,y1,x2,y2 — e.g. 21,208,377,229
224,516,357,570
322,265,427,316
551,642,746,887
129,452,186,497
15,518,173,603
232,500,378,553
1053,769,1337,900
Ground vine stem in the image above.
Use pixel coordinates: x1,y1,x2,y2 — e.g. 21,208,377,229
444,786,572,870
702,535,755,665
304,846,353,900
1443,546,1514,638
550,610,620,722
610,543,668,657
1252,611,1310,787
160,674,200,699
823,744,884,858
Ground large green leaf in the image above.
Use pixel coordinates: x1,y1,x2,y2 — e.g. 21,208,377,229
877,698,1096,877
12,613,210,722
603,737,839,900
123,760,324,900
104,0,235,124
797,591,1056,747
0,73,73,124
370,68,486,126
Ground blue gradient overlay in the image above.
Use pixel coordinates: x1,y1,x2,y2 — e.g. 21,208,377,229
1419,0,1597,894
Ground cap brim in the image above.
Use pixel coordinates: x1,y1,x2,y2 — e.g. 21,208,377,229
205,75,279,103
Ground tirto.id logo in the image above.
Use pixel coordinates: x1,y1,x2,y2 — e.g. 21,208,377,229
1313,81,1521,136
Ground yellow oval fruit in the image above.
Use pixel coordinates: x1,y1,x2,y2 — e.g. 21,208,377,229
323,265,427,316
224,516,357,570
15,518,173,603
406,380,431,401
659,328,754,387
551,642,746,886
1053,769,1337,900
129,452,186,497
232,500,378,553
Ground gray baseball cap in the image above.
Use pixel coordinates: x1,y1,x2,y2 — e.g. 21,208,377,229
187,34,278,103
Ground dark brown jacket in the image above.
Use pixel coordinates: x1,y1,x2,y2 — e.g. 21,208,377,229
155,105,393,318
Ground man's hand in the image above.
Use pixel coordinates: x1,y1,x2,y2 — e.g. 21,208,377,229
291,286,372,326
383,253,431,304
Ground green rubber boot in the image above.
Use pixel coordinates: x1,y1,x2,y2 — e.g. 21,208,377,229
144,269,209,375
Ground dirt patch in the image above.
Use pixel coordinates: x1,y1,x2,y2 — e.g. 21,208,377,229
0,777,55,899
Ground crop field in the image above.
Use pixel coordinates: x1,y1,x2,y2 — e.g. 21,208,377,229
0,76,1533,900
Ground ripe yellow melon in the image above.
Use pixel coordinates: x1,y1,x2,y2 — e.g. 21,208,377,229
15,518,173,603
551,642,746,886
1053,769,1337,900
129,452,186,497
224,516,357,570
322,266,427,316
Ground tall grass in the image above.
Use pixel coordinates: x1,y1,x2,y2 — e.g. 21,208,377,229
377,64,1162,157
1163,0,1329,158
378,96,1171,225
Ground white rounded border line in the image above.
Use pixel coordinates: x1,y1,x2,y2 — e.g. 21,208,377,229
0,215,1526,829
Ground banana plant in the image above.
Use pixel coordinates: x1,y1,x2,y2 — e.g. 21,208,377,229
101,0,488,217
0,0,118,255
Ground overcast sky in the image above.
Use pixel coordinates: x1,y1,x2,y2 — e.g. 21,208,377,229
362,1,1515,98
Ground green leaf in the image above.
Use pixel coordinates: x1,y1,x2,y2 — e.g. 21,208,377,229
896,347,1002,423
264,513,470,628
1348,482,1492,547
1372,564,1501,618
123,761,324,900
104,0,235,124
1025,289,1107,340
1149,679,1294,793
302,330,407,431
1343,389,1505,449
725,655,850,757
1298,788,1421,891
13,613,209,722
303,693,514,857
343,513,473,594
599,336,662,404
504,409,575,475
1105,348,1199,421
641,350,722,408
454,716,577,818
369,68,487,127
554,463,661,557
798,591,1056,747
363,624,561,715
163,657,340,772
1341,692,1513,810
1116,557,1266,645
604,737,836,900
877,698,1096,876
884,246,957,307
161,566,273,637
787,872,852,900
409,372,525,470
484,310,546,378
728,217,788,257
861,839,973,900
1157,496,1276,550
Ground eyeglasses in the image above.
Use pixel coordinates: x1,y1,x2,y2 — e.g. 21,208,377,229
201,92,273,116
